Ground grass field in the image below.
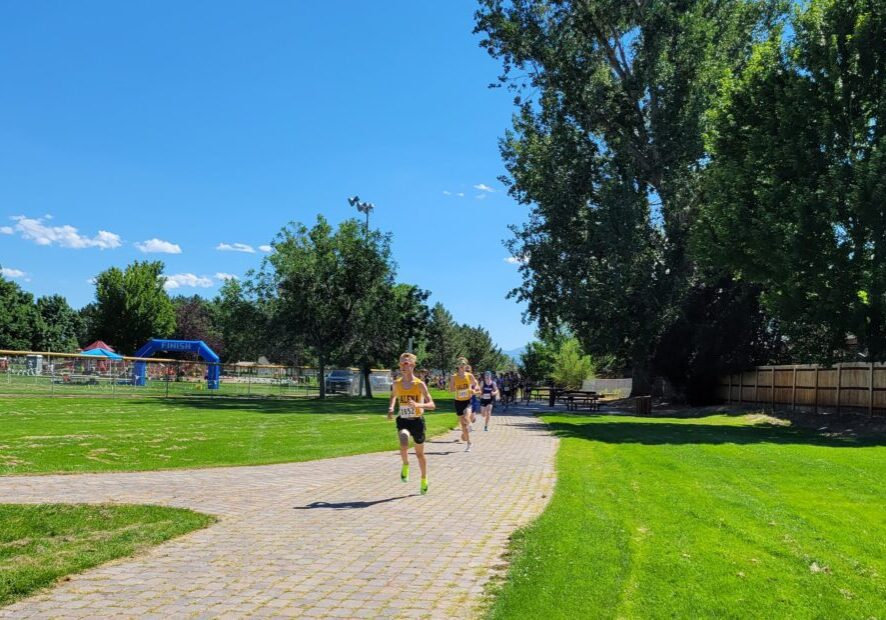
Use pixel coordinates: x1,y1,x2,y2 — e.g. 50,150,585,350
0,391,456,474
485,412,886,619
0,504,213,607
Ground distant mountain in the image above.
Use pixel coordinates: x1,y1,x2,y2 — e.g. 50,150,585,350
502,346,526,362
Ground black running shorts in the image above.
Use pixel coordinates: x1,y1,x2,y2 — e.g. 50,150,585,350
396,416,426,444
454,399,471,416
480,398,494,408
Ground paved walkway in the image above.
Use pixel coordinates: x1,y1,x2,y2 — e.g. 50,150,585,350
0,408,557,619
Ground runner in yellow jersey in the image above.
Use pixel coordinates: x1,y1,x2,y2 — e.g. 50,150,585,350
449,357,479,451
388,352,435,495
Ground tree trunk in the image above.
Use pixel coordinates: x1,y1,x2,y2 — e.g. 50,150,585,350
362,364,373,398
318,356,326,399
630,363,653,397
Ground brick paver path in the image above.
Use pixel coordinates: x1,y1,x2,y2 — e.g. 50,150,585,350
0,408,557,619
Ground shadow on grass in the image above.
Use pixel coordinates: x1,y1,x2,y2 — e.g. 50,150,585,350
161,396,456,416
294,495,413,510
544,417,886,448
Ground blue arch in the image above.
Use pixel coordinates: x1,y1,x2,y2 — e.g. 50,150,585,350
133,339,221,390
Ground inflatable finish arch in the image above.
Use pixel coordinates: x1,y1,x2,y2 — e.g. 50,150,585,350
133,339,221,389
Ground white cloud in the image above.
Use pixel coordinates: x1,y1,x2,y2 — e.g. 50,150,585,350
163,273,214,290
216,242,255,253
86,277,97,285
215,272,238,281
1,267,26,279
0,226,12,235
476,194,488,200
135,238,182,254
504,256,527,265
456,192,465,197
258,244,272,253
473,183,496,193
10,215,122,249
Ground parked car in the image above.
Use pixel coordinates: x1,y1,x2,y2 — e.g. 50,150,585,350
325,369,354,393
370,374,393,391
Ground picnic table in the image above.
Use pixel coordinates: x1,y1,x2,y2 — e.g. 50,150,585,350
556,389,600,411
523,386,553,404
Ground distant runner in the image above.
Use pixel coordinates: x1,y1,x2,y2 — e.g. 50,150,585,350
388,352,435,495
478,371,499,431
466,364,480,429
450,357,478,451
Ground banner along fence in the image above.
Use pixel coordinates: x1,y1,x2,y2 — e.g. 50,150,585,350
717,363,886,416
0,350,324,398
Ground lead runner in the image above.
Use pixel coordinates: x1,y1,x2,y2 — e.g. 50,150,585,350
388,352,436,495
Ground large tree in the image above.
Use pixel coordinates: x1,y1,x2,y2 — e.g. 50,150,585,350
90,261,176,355
0,272,40,350
213,279,271,363
424,303,462,373
349,283,430,397
33,295,82,353
456,324,508,373
697,0,886,362
260,216,395,398
171,295,223,357
476,0,784,395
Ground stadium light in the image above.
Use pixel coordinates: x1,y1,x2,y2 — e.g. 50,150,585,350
348,195,375,232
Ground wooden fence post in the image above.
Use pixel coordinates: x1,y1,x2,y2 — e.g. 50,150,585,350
870,362,875,417
791,366,797,411
771,368,776,411
813,366,819,414
738,372,743,404
754,368,759,405
836,363,842,415
728,373,733,404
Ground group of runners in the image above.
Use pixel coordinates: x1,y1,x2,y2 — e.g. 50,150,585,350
387,353,501,495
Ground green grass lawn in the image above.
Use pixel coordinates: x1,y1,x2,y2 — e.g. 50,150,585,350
0,391,456,474
487,412,886,619
0,504,213,606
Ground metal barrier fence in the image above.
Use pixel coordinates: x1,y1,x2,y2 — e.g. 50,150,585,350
582,378,633,399
0,350,329,398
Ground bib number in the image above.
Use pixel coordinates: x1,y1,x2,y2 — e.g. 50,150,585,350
399,404,418,419
457,389,469,399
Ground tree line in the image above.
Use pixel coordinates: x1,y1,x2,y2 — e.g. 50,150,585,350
476,0,884,402
0,216,508,396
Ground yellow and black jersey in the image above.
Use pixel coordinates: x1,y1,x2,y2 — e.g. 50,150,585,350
452,373,475,401
393,378,426,417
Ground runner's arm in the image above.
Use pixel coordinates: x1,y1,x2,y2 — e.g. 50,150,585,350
388,391,397,418
419,383,436,411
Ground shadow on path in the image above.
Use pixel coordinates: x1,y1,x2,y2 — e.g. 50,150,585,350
293,495,413,510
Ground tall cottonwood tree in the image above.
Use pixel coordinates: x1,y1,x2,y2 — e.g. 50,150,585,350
476,0,784,395
697,0,886,362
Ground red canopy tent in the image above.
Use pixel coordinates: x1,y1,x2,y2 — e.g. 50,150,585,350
82,340,116,353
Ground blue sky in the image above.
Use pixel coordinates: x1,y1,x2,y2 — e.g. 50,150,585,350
0,1,536,351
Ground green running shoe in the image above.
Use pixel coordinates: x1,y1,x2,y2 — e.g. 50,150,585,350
420,478,429,495
400,464,409,482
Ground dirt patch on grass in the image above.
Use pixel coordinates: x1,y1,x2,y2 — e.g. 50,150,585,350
604,398,886,438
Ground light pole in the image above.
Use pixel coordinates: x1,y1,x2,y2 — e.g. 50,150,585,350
348,195,375,232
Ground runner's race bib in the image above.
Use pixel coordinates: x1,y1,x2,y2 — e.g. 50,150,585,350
457,389,470,399
399,404,418,419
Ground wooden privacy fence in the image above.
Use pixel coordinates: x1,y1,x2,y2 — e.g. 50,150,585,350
717,363,886,416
